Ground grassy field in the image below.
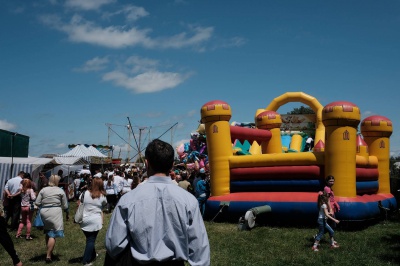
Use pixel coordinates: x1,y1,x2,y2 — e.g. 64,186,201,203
1,202,399,266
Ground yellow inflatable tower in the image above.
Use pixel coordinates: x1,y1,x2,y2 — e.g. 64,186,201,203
361,116,393,194
322,101,361,197
201,100,232,196
255,111,282,154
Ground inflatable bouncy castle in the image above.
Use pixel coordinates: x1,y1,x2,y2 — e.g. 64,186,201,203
201,92,397,222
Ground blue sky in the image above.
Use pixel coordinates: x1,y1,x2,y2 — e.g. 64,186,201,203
1,0,399,160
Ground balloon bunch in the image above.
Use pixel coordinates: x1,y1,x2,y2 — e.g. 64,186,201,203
176,131,208,170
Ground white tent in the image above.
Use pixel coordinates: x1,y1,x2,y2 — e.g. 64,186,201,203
0,156,54,196
58,145,107,161
87,146,107,158
50,156,90,182
50,156,89,180
53,156,89,165
58,145,93,162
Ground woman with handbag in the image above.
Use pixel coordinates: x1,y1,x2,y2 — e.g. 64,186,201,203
78,178,107,266
35,175,69,263
16,179,36,240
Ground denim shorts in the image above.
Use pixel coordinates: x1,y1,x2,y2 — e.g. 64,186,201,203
45,230,65,238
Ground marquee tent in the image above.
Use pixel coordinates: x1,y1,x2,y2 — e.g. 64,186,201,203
0,156,53,196
87,146,107,158
53,156,90,165
50,156,90,181
58,145,93,162
58,144,107,162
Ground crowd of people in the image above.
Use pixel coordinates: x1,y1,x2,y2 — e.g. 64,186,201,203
72,162,211,215
0,138,341,265
0,141,212,265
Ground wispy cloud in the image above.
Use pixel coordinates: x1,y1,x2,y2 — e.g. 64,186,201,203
158,25,214,50
65,0,115,11
102,5,149,22
126,56,159,74
56,143,67,148
362,110,375,119
0,120,16,131
39,14,213,50
103,70,188,93
187,110,197,117
102,55,191,93
211,36,247,50
75,56,109,72
143,112,163,118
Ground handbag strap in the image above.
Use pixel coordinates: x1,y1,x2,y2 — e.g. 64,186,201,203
81,190,86,203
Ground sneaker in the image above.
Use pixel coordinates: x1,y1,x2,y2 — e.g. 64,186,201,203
312,246,319,252
330,243,340,248
83,263,92,266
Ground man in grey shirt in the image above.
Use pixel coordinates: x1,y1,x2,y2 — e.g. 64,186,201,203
105,139,210,265
4,171,24,230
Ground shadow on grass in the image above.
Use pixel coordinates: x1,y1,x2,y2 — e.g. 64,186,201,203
378,233,400,264
29,254,61,263
68,256,84,264
29,254,86,264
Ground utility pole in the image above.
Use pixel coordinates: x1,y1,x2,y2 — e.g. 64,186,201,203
127,124,131,162
138,127,146,163
106,123,111,158
10,132,17,179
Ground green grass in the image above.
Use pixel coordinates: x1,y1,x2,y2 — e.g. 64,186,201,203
1,202,399,265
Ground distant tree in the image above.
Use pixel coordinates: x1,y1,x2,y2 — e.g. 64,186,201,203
287,106,315,114
390,156,400,177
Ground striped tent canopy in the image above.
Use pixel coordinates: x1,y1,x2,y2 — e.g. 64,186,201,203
53,156,90,165
58,145,93,162
0,156,54,196
68,144,113,154
87,146,107,158
58,144,107,163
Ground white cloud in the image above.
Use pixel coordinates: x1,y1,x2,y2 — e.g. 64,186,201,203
103,70,188,93
65,0,115,11
226,36,247,47
158,25,214,49
61,15,153,49
143,112,163,118
124,5,149,22
75,56,109,72
125,56,159,74
362,110,374,118
40,14,213,50
102,55,191,93
0,120,16,131
187,110,197,117
102,5,149,22
56,143,66,148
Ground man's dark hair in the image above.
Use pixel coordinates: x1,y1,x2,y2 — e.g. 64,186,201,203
145,139,174,175
181,171,188,180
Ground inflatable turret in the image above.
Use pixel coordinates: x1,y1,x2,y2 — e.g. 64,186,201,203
201,100,232,196
361,115,393,194
322,101,361,197
256,111,282,154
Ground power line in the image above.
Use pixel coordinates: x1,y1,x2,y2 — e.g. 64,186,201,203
105,123,138,153
128,122,178,162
